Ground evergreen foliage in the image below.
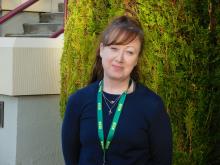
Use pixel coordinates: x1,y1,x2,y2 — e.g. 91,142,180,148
136,1,212,164
60,0,220,164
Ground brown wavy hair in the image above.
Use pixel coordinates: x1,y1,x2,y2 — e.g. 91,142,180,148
89,15,145,84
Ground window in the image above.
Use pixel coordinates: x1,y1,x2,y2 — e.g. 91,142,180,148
0,101,4,128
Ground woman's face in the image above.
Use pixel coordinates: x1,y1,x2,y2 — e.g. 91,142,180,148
100,37,141,81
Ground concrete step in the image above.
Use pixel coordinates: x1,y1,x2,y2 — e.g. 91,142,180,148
58,3,64,12
23,23,63,34
5,33,52,38
40,12,64,23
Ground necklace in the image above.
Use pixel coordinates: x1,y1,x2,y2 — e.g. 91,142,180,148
102,79,133,115
102,92,121,104
102,93,121,115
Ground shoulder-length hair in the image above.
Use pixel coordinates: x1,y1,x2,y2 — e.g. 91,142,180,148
89,15,145,84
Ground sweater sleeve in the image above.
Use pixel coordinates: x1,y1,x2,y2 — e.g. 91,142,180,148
148,98,172,165
62,93,81,165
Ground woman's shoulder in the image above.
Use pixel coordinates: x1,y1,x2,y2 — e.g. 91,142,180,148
136,82,163,103
66,81,99,114
135,82,166,118
68,81,99,101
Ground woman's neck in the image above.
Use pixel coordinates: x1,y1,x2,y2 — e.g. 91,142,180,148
102,77,132,94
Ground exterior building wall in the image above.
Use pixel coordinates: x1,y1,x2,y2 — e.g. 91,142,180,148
0,37,63,96
0,37,64,164
0,95,64,165
0,0,63,12
0,38,14,94
16,95,64,165
1,0,52,12
52,0,64,12
0,96,18,165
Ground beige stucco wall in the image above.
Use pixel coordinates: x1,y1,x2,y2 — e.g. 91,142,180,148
1,0,63,12
0,38,14,94
52,0,64,12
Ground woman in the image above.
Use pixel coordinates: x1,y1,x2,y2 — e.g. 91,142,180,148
62,15,172,165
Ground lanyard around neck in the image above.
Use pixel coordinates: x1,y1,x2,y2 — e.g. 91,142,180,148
97,80,128,152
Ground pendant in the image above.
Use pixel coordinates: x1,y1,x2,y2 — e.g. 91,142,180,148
108,109,112,115
110,100,114,104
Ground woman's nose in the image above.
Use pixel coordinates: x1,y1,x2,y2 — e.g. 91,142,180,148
115,50,124,62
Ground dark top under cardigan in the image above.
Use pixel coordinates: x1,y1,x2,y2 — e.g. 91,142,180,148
62,81,172,165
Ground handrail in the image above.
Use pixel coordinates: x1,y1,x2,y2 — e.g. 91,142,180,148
0,0,67,38
50,28,64,38
64,0,68,23
50,0,68,38
0,0,39,24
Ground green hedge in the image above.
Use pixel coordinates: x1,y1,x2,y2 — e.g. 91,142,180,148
60,0,220,164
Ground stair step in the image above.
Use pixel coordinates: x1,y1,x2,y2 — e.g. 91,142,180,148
58,3,64,12
5,33,52,38
40,12,64,23
23,23,63,34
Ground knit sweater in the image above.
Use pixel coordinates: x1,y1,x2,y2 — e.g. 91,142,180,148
62,81,172,165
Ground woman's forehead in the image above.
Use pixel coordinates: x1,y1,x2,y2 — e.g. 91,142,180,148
103,27,140,46
110,38,141,48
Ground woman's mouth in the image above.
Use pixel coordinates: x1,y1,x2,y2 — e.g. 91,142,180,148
112,65,123,71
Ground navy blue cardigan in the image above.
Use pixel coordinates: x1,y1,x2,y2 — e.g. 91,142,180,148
62,81,172,165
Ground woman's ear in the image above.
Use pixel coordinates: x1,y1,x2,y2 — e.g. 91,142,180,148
100,43,104,58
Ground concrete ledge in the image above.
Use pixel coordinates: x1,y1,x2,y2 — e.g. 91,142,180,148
1,0,64,12
0,37,63,96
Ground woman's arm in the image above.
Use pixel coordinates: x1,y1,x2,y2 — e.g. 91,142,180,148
62,94,81,165
148,98,172,165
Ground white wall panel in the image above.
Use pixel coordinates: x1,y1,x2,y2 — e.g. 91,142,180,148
0,37,63,96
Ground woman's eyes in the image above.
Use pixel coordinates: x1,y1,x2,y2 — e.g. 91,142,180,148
109,46,118,51
127,51,134,55
109,46,135,55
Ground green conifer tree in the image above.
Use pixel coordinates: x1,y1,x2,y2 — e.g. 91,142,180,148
60,0,220,164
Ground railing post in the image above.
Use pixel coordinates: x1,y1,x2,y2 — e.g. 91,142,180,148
64,0,68,24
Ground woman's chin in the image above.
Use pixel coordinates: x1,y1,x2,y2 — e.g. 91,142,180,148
106,74,128,81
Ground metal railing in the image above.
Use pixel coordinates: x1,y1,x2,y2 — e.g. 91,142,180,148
0,0,39,24
0,0,68,38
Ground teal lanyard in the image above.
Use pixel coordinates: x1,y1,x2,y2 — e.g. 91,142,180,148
97,80,128,165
